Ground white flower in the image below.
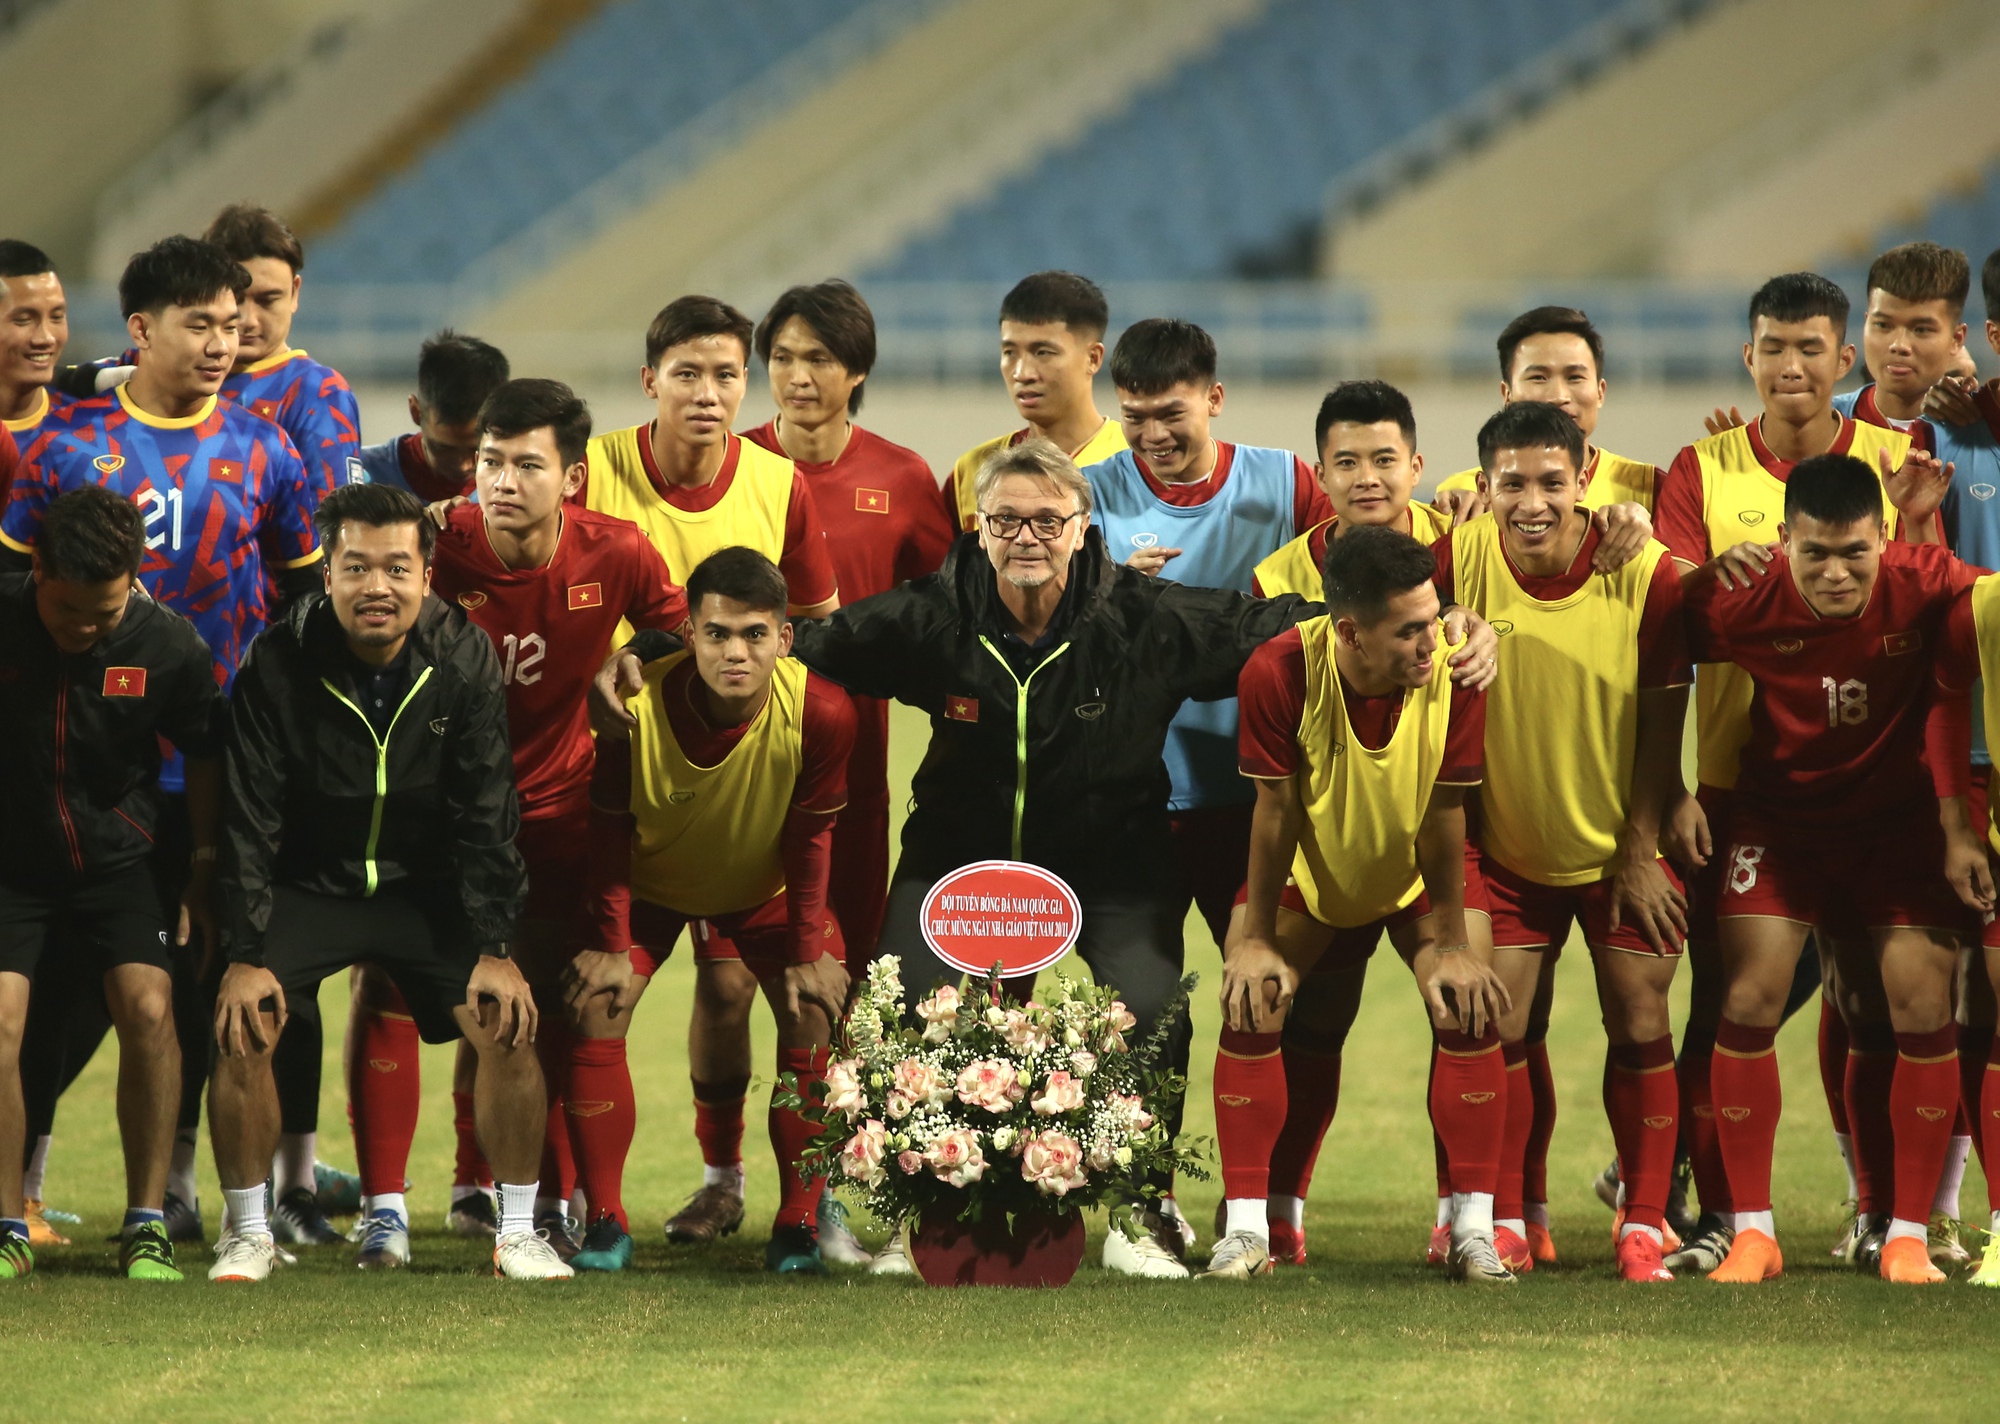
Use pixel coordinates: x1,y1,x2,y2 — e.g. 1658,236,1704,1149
1069,1049,1097,1078
916,984,961,1044
990,1124,1018,1154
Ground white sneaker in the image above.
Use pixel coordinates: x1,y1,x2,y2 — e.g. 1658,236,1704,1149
1103,1220,1191,1280
208,1229,282,1283
1447,1231,1516,1284
1200,1230,1273,1279
817,1193,873,1267
870,1225,916,1276
494,1229,575,1280
354,1209,411,1271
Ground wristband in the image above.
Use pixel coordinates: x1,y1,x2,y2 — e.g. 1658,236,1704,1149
1432,943,1469,955
190,846,218,864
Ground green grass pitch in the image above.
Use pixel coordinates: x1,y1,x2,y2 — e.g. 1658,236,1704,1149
5,708,1998,1424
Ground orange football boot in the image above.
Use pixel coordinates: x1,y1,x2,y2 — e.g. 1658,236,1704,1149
1879,1235,1946,1285
1527,1220,1558,1265
1709,1227,1783,1282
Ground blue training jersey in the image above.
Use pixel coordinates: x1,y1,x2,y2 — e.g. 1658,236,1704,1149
220,348,362,504
1087,442,1303,810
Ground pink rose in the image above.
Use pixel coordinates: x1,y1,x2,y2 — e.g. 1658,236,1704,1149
885,1091,913,1120
841,1120,887,1187
923,1128,987,1187
1108,1092,1154,1132
1002,1008,1051,1054
1020,1130,1088,1197
1030,1069,1086,1117
896,1149,924,1176
1069,1049,1097,1078
1098,1000,1139,1053
822,1058,867,1121
916,984,961,1043
891,1056,949,1107
955,1058,1024,1113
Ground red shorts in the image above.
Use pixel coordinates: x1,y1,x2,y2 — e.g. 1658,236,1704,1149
1232,839,1486,963
1684,784,1734,944
1719,801,1975,936
517,811,589,931
627,892,843,979
1480,850,1685,957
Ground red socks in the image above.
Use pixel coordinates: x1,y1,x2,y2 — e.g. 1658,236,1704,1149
1891,1025,1961,1226
1605,1036,1678,1231
1844,1022,1897,1217
1817,997,1851,1137
770,1047,830,1231
1524,1038,1556,1209
452,1090,491,1190
1429,1029,1506,1195
1961,1023,1993,1175
1496,1040,1532,1221
567,1036,636,1230
1984,1035,2000,1212
693,1077,749,1171
1678,1024,1730,1216
348,1007,421,1198
1267,1043,1341,1201
1711,1017,1781,1213
1214,1029,1287,1201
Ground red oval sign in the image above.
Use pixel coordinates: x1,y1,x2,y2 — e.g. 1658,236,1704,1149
919,860,1082,977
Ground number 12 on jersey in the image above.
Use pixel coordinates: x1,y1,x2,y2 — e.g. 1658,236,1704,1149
501,632,545,686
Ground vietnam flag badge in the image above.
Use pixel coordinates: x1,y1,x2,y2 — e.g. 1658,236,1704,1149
945,694,978,723
855,488,890,514
567,583,604,610
102,667,148,697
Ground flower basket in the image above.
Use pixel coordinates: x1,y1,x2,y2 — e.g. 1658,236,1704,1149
778,955,1208,1288
910,1199,1087,1287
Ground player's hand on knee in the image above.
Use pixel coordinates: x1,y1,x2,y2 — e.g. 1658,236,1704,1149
563,948,638,1020
1425,949,1506,1037
469,954,537,1049
1588,502,1652,572
1661,789,1710,870
213,964,285,1057
589,650,646,740
1434,486,1485,527
1221,938,1294,1033
1608,856,1688,953
782,952,852,1026
1441,609,1499,691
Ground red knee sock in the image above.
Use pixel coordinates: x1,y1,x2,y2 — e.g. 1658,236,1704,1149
1844,1023,1898,1217
1605,1035,1678,1231
1266,1043,1341,1202
567,1037,636,1230
1429,1028,1506,1196
1215,1029,1287,1202
348,1008,421,1198
1891,1025,1961,1227
1678,1025,1730,1216
693,1077,749,1170
1524,1038,1556,1208
1711,1017,1781,1214
1496,1041,1532,1222
770,1047,830,1231
1960,1023,1994,1175
1984,1037,2000,1213
452,1090,491,1189
1817,997,1851,1137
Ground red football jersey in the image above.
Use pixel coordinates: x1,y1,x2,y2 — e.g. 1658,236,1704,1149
1682,540,1976,815
430,503,689,822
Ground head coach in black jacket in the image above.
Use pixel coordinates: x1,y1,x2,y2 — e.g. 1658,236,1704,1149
206,484,570,1282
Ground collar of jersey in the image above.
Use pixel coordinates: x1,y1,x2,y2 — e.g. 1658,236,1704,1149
242,347,306,375
3,386,48,433
117,383,216,429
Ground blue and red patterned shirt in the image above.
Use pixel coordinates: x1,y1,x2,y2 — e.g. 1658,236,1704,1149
219,347,362,503
2,383,320,691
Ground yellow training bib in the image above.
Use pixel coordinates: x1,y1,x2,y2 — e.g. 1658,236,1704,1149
951,420,1128,532
1452,518,1666,886
627,653,805,917
1289,615,1461,927
1254,503,1450,601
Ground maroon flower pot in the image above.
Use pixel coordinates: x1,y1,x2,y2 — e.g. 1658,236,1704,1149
909,1204,1088,1287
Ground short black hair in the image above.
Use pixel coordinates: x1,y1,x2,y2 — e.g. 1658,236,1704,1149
1866,241,1969,317
1477,401,1585,474
0,240,54,280
315,483,437,564
1321,523,1437,622
1783,453,1883,530
998,271,1108,340
117,235,249,319
1980,246,2000,324
38,487,144,583
686,545,788,617
1748,272,1850,339
1315,379,1416,454
755,279,877,415
477,378,592,469
1496,305,1604,382
203,203,306,274
1110,318,1216,395
417,329,510,426
646,295,753,369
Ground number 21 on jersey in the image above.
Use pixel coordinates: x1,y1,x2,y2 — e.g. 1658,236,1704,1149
1822,677,1867,727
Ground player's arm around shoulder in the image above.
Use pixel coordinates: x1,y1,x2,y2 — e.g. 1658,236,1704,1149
787,575,949,705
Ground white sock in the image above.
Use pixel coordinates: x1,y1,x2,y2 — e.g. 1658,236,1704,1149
1158,1194,1186,1225
702,1162,744,1191
1497,1216,1526,1240
1934,1136,1972,1218
225,1184,270,1238
1450,1191,1494,1242
1732,1209,1774,1238
1222,1198,1268,1243
498,1182,537,1237
1990,1208,2000,1237
1434,1194,1452,1229
569,1186,589,1221
273,1132,315,1199
1618,1221,1663,1245
1835,1131,1858,1201
366,1191,407,1223
1885,1216,1928,1245
22,1135,50,1200
1524,1201,1550,1228
450,1183,490,1205
1268,1194,1304,1231
167,1134,198,1206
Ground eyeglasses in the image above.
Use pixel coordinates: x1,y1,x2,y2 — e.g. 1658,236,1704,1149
982,511,1082,541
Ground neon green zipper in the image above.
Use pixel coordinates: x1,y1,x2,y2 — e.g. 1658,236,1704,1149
320,666,434,895
977,637,1071,859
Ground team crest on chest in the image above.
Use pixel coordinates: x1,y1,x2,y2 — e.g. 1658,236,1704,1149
1489,620,1514,636
854,488,889,514
1074,701,1105,721
457,591,488,610
1130,531,1159,549
1738,511,1765,527
1773,638,1803,654
567,583,603,610
1972,484,1997,502
667,790,696,804
93,454,124,475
